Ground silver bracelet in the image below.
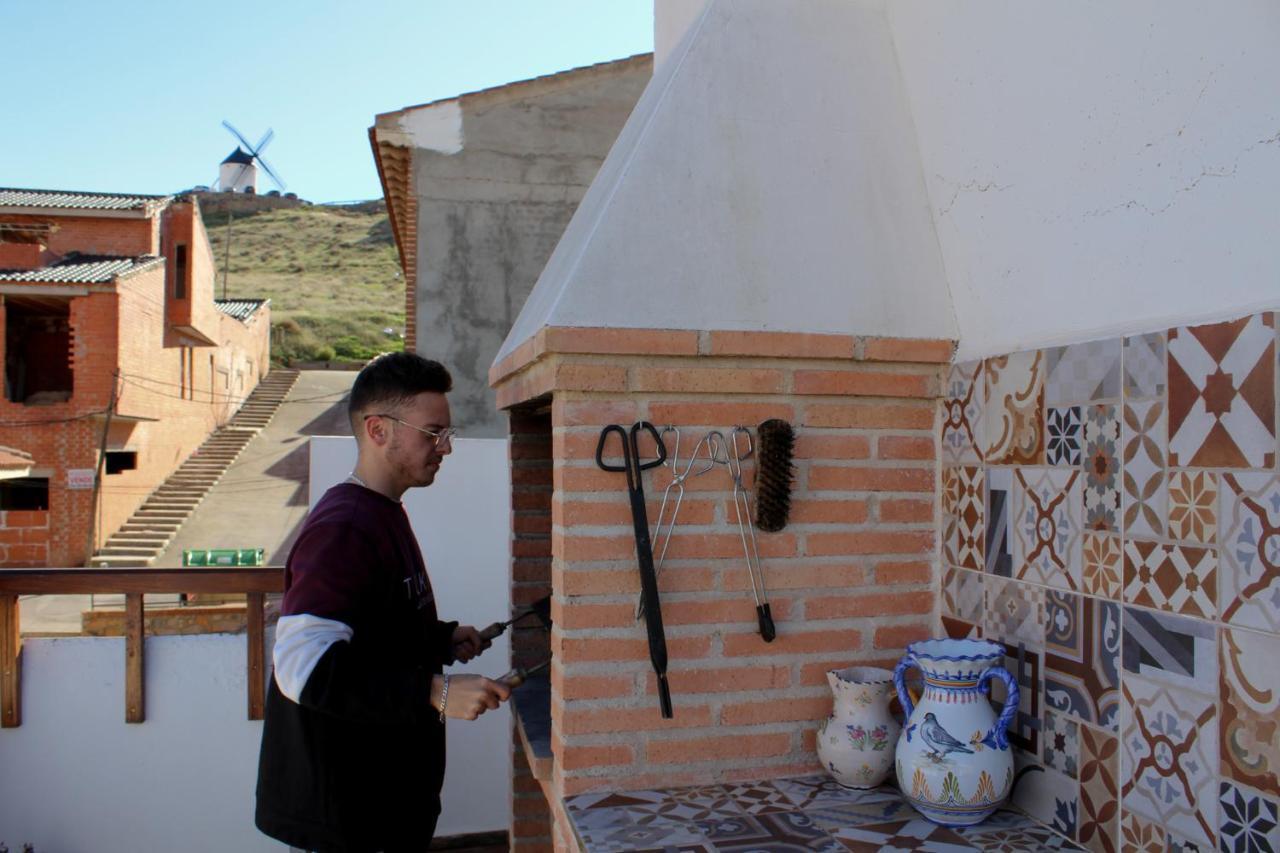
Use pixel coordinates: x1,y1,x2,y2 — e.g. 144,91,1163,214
438,674,450,723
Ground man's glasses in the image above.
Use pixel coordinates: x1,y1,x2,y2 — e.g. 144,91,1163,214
365,414,457,447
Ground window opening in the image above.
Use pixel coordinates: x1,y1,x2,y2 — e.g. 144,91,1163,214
4,297,72,404
105,451,138,475
0,477,49,511
174,244,188,299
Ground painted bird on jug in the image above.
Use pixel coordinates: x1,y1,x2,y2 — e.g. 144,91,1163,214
920,713,974,760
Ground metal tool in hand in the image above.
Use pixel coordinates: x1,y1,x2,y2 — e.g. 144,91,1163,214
497,658,551,689
478,594,551,642
637,427,722,619
727,426,776,642
596,421,674,718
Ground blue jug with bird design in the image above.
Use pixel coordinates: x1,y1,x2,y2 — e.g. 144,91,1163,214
893,638,1019,826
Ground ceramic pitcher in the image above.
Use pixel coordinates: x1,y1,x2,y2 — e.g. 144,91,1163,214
893,638,1019,826
817,666,899,789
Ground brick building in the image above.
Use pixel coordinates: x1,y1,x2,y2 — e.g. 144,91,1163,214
0,188,270,568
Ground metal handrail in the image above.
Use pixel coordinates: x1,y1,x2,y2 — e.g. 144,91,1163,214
0,567,286,728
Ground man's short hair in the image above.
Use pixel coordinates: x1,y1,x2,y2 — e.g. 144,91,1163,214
348,353,453,434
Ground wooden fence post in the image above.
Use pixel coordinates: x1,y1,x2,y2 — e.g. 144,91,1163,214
1,594,20,727
125,593,145,723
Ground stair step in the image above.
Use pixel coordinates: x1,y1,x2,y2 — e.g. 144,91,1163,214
91,556,156,568
97,546,161,557
109,536,171,547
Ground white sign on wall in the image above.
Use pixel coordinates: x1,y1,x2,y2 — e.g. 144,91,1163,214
66,469,95,490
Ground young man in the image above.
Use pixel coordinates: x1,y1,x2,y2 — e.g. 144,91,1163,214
256,353,511,852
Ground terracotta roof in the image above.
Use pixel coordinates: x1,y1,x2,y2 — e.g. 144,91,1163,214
0,254,164,283
214,298,269,322
0,446,33,472
0,188,172,211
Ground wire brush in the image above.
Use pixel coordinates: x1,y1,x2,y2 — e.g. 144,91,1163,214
754,418,795,532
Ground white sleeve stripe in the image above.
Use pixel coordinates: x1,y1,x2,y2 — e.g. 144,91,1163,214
273,613,354,703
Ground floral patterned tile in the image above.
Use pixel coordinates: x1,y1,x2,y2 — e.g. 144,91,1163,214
1012,467,1083,591
1121,399,1166,538
1219,780,1280,852
1047,407,1083,466
1219,472,1280,634
1119,811,1165,853
1043,710,1080,779
1045,339,1122,404
1044,591,1120,730
1077,726,1119,853
1167,469,1217,544
985,350,1046,465
1221,626,1280,795
1081,532,1122,600
985,575,1045,651
697,810,843,851
1122,539,1218,620
1082,405,1122,533
987,467,1013,576
943,360,986,465
944,565,985,625
1120,674,1218,848
1124,331,1166,400
1168,311,1276,469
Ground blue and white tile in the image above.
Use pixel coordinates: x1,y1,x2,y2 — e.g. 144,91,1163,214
1219,780,1280,853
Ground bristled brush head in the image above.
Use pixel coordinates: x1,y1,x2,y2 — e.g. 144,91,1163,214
754,418,796,532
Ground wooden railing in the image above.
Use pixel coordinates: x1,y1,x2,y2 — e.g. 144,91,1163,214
0,568,284,728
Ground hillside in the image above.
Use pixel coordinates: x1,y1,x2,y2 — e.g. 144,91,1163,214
201,202,404,364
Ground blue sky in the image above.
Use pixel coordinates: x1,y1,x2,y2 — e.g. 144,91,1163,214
1,1,653,202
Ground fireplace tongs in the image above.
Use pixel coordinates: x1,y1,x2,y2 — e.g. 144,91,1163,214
596,421,674,718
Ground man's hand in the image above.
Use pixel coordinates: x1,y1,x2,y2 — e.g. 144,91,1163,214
432,674,511,721
451,625,491,663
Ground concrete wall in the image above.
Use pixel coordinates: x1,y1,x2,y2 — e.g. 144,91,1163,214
309,436,513,837
410,59,650,436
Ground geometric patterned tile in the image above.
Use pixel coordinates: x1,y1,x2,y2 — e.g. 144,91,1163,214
945,466,985,572
960,814,1088,851
1043,710,1080,779
1078,726,1119,853
1219,472,1280,633
1221,626,1280,796
943,360,986,465
1083,405,1122,533
1168,312,1276,469
720,781,795,815
985,575,1045,651
1082,532,1123,600
1013,467,1083,591
1010,762,1079,840
987,467,1013,576
1124,331,1166,400
1044,592,1120,730
696,810,843,851
1119,811,1165,853
802,795,916,832
993,645,1042,756
985,350,1047,465
1045,338,1122,405
944,565,985,625
1122,540,1218,620
1121,674,1218,848
830,817,975,851
774,776,873,811
1219,780,1280,853
1167,470,1217,544
1122,399,1166,538
1121,606,1218,691
942,614,984,641
1048,406,1084,466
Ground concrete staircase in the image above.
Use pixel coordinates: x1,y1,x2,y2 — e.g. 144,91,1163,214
90,369,300,568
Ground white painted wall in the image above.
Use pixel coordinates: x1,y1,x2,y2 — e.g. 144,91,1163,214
309,436,513,838
654,0,707,66
220,160,257,193
885,0,1280,361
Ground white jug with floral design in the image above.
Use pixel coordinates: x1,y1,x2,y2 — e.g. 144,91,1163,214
816,666,899,789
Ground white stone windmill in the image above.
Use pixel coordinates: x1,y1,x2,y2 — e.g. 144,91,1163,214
217,121,286,194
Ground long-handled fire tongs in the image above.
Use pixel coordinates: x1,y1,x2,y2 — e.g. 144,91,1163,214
596,421,674,718
728,426,776,642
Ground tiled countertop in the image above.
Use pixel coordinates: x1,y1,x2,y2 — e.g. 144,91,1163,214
565,774,1084,852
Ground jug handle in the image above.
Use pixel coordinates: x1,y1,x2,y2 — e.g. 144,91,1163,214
977,666,1020,750
893,655,916,719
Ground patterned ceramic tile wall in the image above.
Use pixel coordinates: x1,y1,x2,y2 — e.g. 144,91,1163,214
938,309,1279,853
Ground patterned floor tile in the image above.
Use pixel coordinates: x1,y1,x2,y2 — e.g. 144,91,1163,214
1083,405,1122,533
1167,469,1217,544
985,351,1046,465
1121,675,1218,848
960,824,1085,852
1122,540,1218,619
1010,763,1079,839
1168,312,1276,469
832,817,977,851
987,468,1013,576
802,794,917,832
666,785,750,821
697,810,843,851
1082,532,1122,600
985,575,1045,651
1077,726,1119,853
1045,339,1122,404
775,775,874,810
1121,606,1218,689
577,818,709,852
1124,332,1166,399
1044,591,1120,730
1043,710,1080,779
1219,472,1280,633
1122,399,1166,538
568,789,672,811
1221,626,1280,795
945,467,985,571
1119,811,1165,853
944,566,984,625
1219,780,1280,852
1013,468,1083,590
944,360,986,465
1047,407,1083,466
720,781,794,815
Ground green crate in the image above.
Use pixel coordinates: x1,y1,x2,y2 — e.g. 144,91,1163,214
182,548,265,567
